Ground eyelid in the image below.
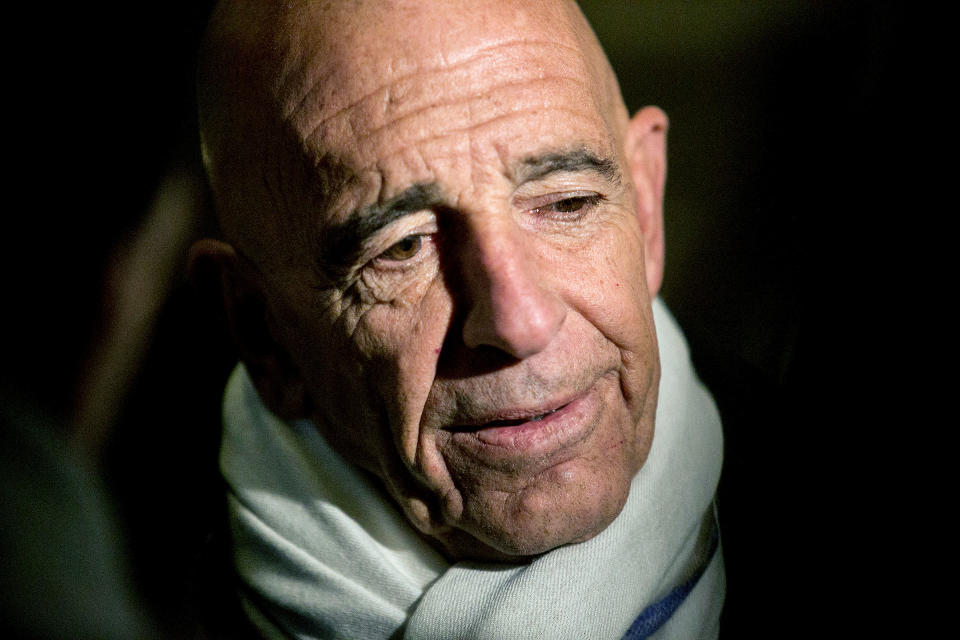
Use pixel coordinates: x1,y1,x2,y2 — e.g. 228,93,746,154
365,218,438,273
517,190,600,210
359,212,437,260
373,232,433,262
520,191,605,220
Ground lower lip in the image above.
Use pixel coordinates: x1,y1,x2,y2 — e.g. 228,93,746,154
449,387,599,459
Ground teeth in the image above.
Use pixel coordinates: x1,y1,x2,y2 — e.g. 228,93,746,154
530,408,557,422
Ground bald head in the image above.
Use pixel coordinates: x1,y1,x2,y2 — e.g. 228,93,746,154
198,0,629,270
196,0,669,561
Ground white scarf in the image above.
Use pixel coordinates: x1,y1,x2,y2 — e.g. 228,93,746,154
221,298,724,639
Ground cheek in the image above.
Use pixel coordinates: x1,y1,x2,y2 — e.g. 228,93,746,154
559,219,658,417
268,278,434,472
558,217,650,336
349,278,453,459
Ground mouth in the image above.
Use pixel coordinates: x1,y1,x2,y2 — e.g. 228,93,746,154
442,387,599,457
447,403,569,432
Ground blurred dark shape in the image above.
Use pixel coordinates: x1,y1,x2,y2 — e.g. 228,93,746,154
0,393,158,639
2,2,226,637
73,167,209,461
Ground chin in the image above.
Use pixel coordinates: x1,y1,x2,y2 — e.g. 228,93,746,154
446,460,635,561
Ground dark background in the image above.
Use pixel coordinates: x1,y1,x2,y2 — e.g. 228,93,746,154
3,1,921,636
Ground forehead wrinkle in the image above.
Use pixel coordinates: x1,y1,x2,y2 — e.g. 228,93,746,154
349,105,608,173
337,107,611,206
354,75,591,145
428,38,586,74
286,37,586,118
286,38,593,150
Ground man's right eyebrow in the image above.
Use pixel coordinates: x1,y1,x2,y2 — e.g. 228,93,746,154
318,182,443,279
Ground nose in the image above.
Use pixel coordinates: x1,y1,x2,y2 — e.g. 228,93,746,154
460,223,566,359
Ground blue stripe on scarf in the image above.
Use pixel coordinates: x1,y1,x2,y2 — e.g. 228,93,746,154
620,514,719,640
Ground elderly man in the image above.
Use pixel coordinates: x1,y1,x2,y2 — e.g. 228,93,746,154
192,0,724,638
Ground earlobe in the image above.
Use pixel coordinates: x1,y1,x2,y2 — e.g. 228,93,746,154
188,239,309,420
624,106,668,297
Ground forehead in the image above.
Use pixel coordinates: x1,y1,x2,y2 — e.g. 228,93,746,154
273,0,619,206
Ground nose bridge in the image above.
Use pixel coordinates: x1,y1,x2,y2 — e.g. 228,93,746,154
460,218,566,358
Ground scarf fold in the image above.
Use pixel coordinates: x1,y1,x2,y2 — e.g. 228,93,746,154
221,298,724,639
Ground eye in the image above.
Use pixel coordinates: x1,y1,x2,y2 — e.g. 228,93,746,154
378,234,423,262
530,193,603,216
551,195,600,213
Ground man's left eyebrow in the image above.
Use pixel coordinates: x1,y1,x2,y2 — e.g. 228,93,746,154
319,182,443,279
515,149,622,185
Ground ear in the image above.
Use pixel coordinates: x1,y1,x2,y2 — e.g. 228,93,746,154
624,106,668,297
188,239,309,420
